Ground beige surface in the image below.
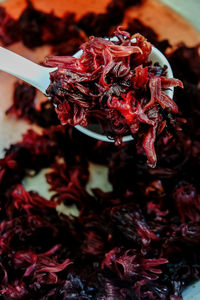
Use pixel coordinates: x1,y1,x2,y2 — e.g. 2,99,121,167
2,0,200,47
2,0,108,17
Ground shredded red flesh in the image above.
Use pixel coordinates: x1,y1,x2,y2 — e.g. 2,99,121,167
45,27,183,167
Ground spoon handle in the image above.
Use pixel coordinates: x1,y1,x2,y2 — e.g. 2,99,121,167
0,46,56,94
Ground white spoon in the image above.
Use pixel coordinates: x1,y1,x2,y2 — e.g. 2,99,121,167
0,41,173,143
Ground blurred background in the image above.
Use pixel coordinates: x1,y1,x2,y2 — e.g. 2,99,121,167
160,0,200,30
0,0,200,31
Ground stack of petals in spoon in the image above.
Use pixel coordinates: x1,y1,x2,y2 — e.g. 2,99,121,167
0,27,183,168
45,27,183,167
